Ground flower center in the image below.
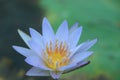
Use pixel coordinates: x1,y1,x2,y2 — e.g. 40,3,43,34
43,40,70,70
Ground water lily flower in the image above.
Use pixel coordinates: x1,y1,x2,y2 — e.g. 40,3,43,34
12,17,97,79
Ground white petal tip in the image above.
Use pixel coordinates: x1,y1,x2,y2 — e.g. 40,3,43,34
29,27,36,35
79,26,83,31
75,22,79,25
43,17,49,23
17,29,22,33
12,45,20,51
63,20,68,24
29,27,33,31
93,38,98,44
17,29,26,37
18,29,25,35
12,45,18,50
12,45,15,48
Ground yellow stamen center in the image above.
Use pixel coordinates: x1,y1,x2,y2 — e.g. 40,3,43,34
43,40,70,70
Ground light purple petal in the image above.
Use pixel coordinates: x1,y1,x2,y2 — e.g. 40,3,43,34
12,46,34,57
76,39,97,52
69,27,82,48
25,56,50,70
18,29,31,48
60,51,92,71
29,28,44,48
56,20,68,42
50,71,63,79
28,40,43,57
42,17,54,44
70,51,93,64
69,41,88,58
69,38,97,58
69,22,79,34
63,61,90,73
26,67,50,76
59,62,76,71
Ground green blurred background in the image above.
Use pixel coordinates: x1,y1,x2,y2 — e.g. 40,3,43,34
0,0,120,80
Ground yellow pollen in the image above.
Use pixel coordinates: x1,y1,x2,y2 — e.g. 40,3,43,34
44,40,70,70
